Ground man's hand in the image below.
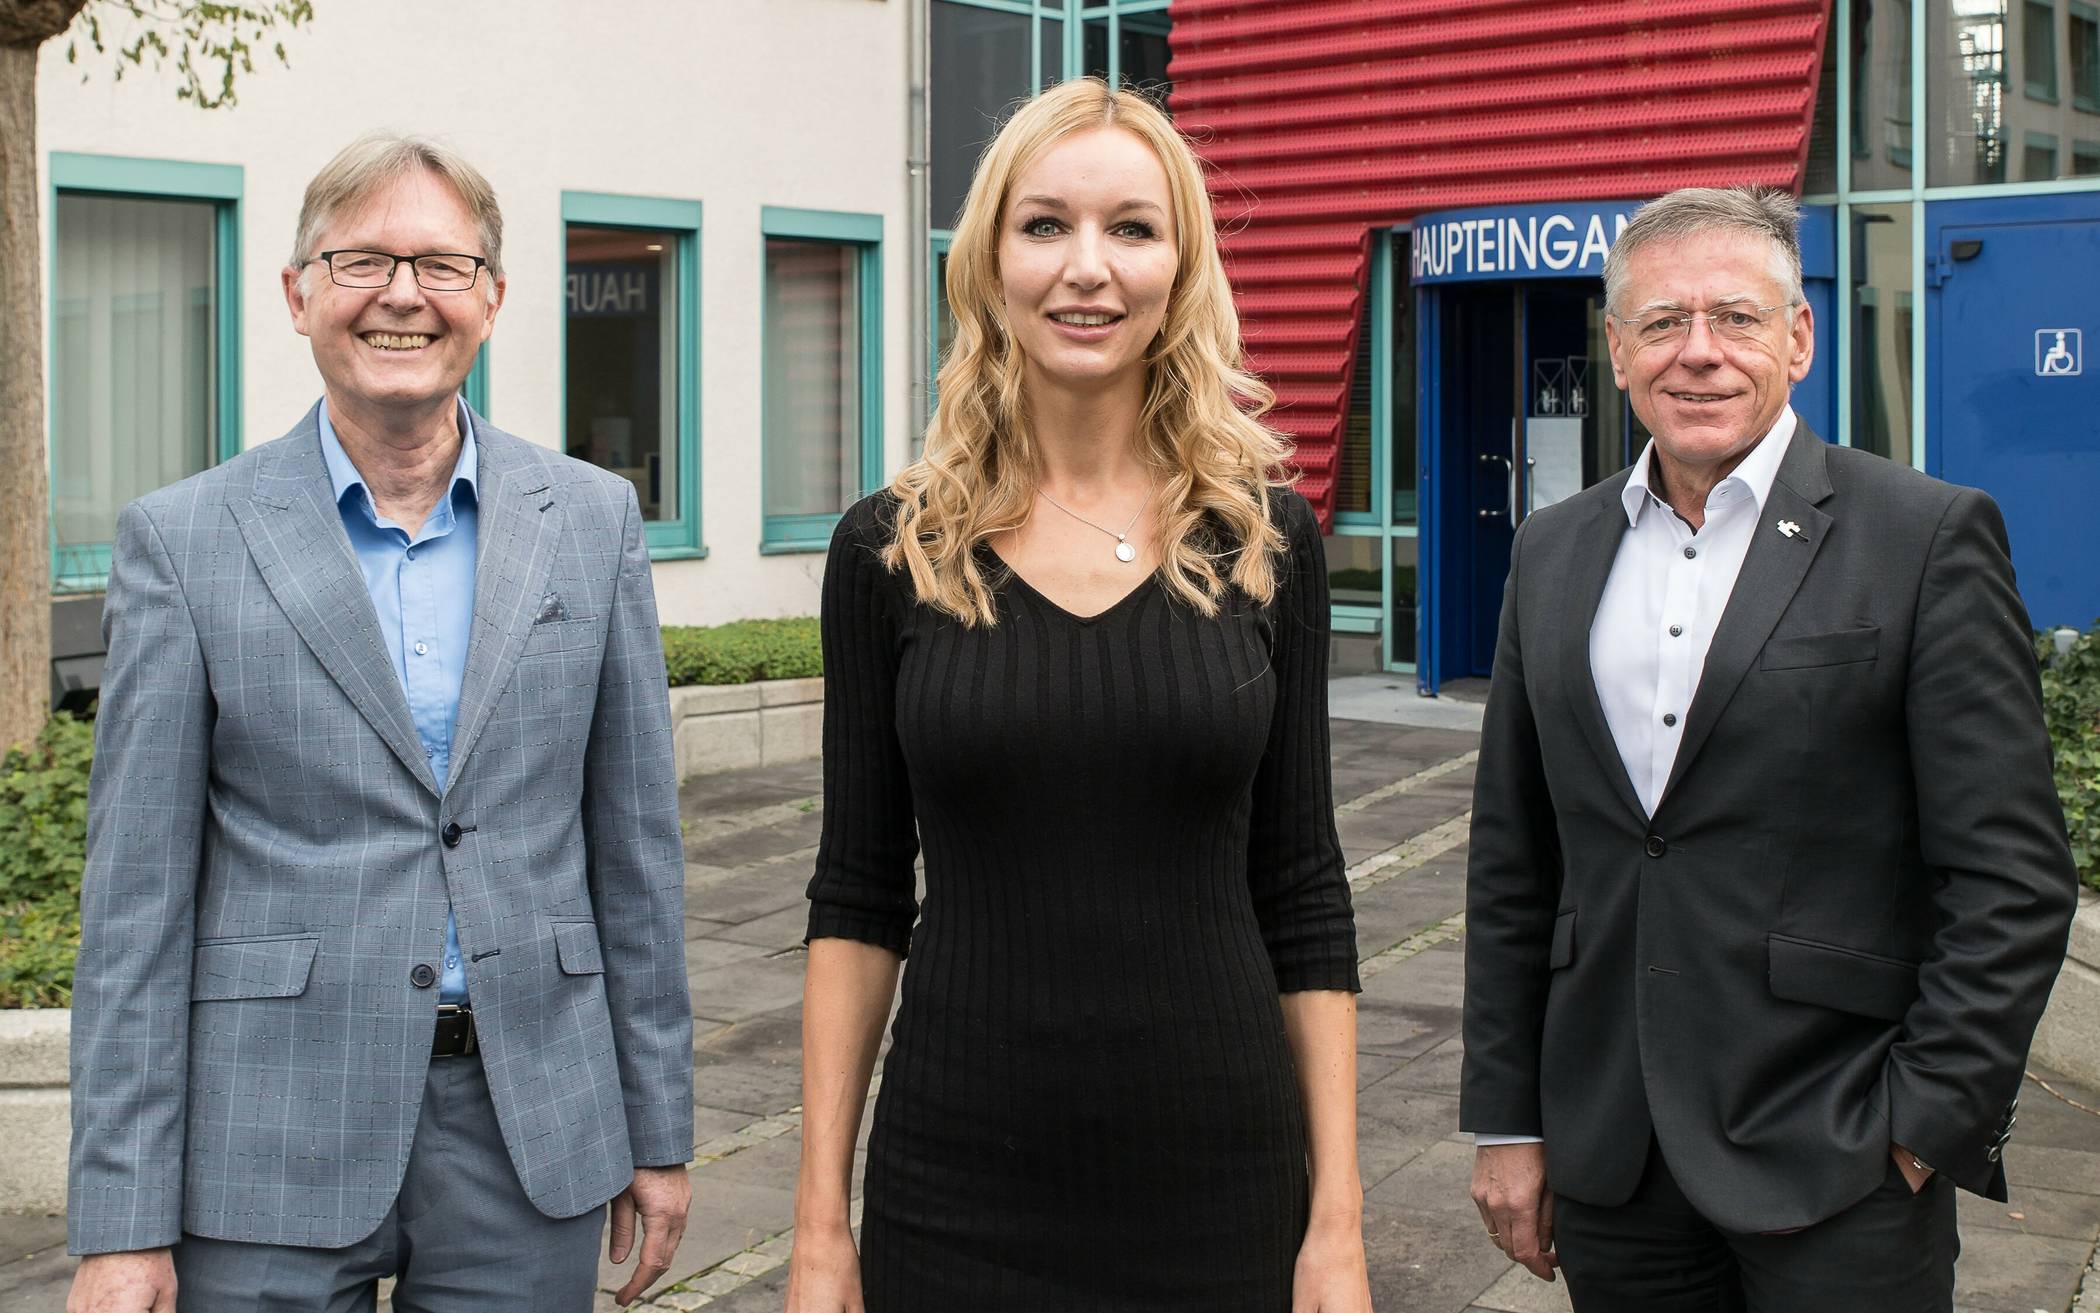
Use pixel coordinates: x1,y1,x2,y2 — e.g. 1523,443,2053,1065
1471,1142,1558,1281
608,1165,692,1307
68,1249,176,1312
1891,1142,1935,1194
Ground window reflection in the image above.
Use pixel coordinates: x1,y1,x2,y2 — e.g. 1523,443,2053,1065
565,225,679,522
1853,0,1916,187
1850,205,1913,461
1930,0,2095,181
931,2,1030,228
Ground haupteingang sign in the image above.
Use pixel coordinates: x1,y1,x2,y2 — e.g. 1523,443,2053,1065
1410,203,1641,284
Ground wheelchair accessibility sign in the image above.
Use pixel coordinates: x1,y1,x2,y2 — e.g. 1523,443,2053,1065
2037,329,2082,376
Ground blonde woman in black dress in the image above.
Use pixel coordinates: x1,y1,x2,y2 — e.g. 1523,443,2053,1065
786,77,1372,1313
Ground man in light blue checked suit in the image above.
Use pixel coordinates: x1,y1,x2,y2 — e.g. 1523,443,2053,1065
67,135,694,1312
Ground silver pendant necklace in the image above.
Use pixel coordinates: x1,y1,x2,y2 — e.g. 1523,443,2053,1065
1035,485,1151,563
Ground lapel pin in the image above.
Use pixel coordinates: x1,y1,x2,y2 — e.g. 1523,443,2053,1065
1776,519,1802,539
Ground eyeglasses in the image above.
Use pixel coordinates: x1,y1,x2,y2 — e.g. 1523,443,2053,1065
311,249,488,291
1610,301,1798,349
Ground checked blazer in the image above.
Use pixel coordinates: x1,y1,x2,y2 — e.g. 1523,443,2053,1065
67,405,694,1255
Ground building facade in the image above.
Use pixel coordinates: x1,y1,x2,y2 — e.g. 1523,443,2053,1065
34,0,919,702
31,0,2099,704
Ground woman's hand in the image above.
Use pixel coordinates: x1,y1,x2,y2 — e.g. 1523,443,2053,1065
1291,1209,1374,1312
784,1216,865,1313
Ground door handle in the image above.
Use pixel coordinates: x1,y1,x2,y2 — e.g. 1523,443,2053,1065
1478,451,1512,520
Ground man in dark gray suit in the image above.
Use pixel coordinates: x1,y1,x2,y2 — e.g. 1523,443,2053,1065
67,135,693,1311
1461,186,2077,1309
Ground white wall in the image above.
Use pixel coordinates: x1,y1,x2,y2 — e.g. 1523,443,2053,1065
36,0,914,626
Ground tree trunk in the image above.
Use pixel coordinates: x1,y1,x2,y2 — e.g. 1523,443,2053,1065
0,37,53,751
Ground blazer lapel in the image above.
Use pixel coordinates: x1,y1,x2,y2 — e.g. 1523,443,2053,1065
1659,427,1836,805
444,424,565,792
232,407,441,797
1558,476,1649,822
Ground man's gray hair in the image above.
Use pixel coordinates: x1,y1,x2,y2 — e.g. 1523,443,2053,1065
1603,186,1803,312
291,133,503,297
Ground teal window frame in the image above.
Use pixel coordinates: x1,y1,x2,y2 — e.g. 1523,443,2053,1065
2076,139,2100,173
47,152,242,593
463,343,490,419
2073,1,2100,109
760,206,886,554
924,228,955,453
559,191,705,560
2025,0,2061,101
1330,231,1417,674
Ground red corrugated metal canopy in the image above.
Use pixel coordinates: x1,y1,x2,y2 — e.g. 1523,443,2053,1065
1169,0,1831,524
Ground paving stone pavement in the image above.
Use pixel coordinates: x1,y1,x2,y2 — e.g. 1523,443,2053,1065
5,714,2098,1312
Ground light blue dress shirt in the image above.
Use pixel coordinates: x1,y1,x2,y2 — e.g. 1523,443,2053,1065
318,399,479,1005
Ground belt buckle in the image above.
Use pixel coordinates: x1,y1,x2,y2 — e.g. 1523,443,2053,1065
432,1003,477,1058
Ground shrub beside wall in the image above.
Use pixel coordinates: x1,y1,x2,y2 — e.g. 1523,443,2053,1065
0,716,92,1008
2041,623,2100,893
661,618,822,687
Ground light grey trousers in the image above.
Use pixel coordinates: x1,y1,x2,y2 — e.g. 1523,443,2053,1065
173,1054,607,1312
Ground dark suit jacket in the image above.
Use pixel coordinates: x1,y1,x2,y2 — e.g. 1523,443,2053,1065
1459,423,2078,1233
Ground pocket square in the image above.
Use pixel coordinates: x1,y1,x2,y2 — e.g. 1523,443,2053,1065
534,592,570,624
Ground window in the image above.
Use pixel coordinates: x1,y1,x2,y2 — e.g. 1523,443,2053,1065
1850,205,1913,462
1084,6,1174,104
2025,0,2060,99
2075,138,2100,172
1852,0,1916,185
560,193,703,558
2073,2,2099,108
48,154,241,592
930,2,1032,230
761,208,884,553
2024,130,2062,176
1929,0,2010,185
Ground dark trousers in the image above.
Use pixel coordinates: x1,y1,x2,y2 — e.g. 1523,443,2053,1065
1554,1139,1958,1313
173,1054,608,1313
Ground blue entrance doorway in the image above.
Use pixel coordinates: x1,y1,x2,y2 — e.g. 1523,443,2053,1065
1412,201,1837,694
1927,193,2100,631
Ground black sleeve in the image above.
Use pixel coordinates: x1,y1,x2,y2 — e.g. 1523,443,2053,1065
1246,491,1362,994
1887,487,2078,1191
804,498,921,956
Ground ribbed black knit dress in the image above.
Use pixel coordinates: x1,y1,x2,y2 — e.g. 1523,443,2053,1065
804,489,1360,1313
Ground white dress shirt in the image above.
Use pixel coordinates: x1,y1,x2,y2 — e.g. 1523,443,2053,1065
1474,406,1798,1148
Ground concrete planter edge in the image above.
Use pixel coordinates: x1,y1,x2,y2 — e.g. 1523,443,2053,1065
2032,888,2100,1089
671,676,824,779
0,1009,70,1216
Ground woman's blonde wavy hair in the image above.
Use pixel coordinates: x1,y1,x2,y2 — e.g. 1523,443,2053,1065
883,77,1294,626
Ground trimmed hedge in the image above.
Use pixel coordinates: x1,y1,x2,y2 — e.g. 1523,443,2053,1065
0,715,92,1008
661,617,821,687
2040,622,2100,892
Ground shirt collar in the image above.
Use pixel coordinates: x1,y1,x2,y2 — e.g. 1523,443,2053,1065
317,396,480,521
1620,405,1797,529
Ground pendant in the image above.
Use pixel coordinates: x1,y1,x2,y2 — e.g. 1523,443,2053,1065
1115,540,1137,563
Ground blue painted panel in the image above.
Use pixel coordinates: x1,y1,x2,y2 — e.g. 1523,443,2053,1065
1927,193,2100,629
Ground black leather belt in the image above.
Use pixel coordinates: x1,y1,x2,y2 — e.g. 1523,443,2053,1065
432,1003,478,1057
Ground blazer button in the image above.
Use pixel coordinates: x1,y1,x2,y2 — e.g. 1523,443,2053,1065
1645,835,1667,858
410,963,437,988
442,822,463,848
